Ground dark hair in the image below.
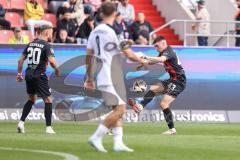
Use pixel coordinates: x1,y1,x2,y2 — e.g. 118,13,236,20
0,4,6,18
60,28,67,32
86,15,94,22
153,36,166,44
100,2,116,17
197,0,205,5
63,8,72,14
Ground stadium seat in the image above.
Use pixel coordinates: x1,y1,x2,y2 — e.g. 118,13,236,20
38,0,47,10
10,0,25,10
22,30,33,41
43,13,57,28
0,0,10,9
5,12,23,28
0,30,14,44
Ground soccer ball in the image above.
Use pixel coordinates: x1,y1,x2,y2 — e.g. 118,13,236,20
132,79,147,92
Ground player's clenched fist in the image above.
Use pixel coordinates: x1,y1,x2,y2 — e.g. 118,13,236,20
128,98,144,113
84,80,95,91
16,73,24,82
119,40,134,50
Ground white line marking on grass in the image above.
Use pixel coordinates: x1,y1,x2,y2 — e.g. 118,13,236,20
0,147,80,160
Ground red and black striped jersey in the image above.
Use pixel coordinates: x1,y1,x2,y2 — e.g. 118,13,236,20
159,46,185,81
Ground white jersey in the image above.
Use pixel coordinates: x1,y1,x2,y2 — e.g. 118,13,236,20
87,23,121,86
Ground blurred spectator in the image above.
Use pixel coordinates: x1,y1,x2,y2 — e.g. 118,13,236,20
57,1,70,19
131,12,154,45
111,0,119,6
113,12,132,41
54,29,73,43
76,15,94,40
117,0,135,25
48,0,67,3
84,3,93,16
56,8,77,43
69,0,84,26
235,0,240,47
0,4,11,29
84,0,101,13
192,0,210,46
48,0,68,14
93,7,102,25
24,0,52,37
9,27,29,44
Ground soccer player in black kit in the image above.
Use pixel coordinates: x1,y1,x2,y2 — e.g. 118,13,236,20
128,36,187,135
16,25,60,134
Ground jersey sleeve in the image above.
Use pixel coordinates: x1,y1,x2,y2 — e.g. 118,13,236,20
162,50,173,60
87,32,94,49
46,45,55,57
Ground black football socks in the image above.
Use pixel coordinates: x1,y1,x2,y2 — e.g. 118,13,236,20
163,108,174,129
44,103,52,126
20,100,34,121
140,90,156,107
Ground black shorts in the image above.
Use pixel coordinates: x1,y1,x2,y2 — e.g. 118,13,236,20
161,76,186,98
25,74,51,97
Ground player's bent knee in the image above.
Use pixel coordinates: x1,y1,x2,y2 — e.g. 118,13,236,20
160,101,169,109
114,105,126,118
43,96,52,104
28,95,36,103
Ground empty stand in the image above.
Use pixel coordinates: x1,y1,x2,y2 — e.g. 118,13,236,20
10,0,25,10
5,12,23,28
0,0,10,9
43,13,57,28
0,30,14,43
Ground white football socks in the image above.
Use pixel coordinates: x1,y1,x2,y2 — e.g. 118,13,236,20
113,127,123,145
90,124,109,140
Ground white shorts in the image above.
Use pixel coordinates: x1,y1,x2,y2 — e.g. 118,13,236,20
98,85,126,106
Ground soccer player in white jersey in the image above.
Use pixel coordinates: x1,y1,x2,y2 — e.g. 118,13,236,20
84,2,147,153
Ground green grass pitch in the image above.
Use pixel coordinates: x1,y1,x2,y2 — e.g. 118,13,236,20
0,122,240,160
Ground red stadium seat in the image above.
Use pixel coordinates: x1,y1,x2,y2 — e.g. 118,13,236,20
0,0,10,9
5,12,23,28
0,30,14,44
10,0,46,10
22,30,33,41
38,0,47,10
43,13,57,28
10,0,25,10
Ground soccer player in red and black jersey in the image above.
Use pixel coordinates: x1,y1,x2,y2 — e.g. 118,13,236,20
16,25,60,134
128,36,187,135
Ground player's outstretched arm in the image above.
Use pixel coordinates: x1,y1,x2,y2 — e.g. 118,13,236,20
146,56,167,63
122,48,146,63
120,41,148,64
136,56,161,70
16,54,26,82
48,56,60,77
